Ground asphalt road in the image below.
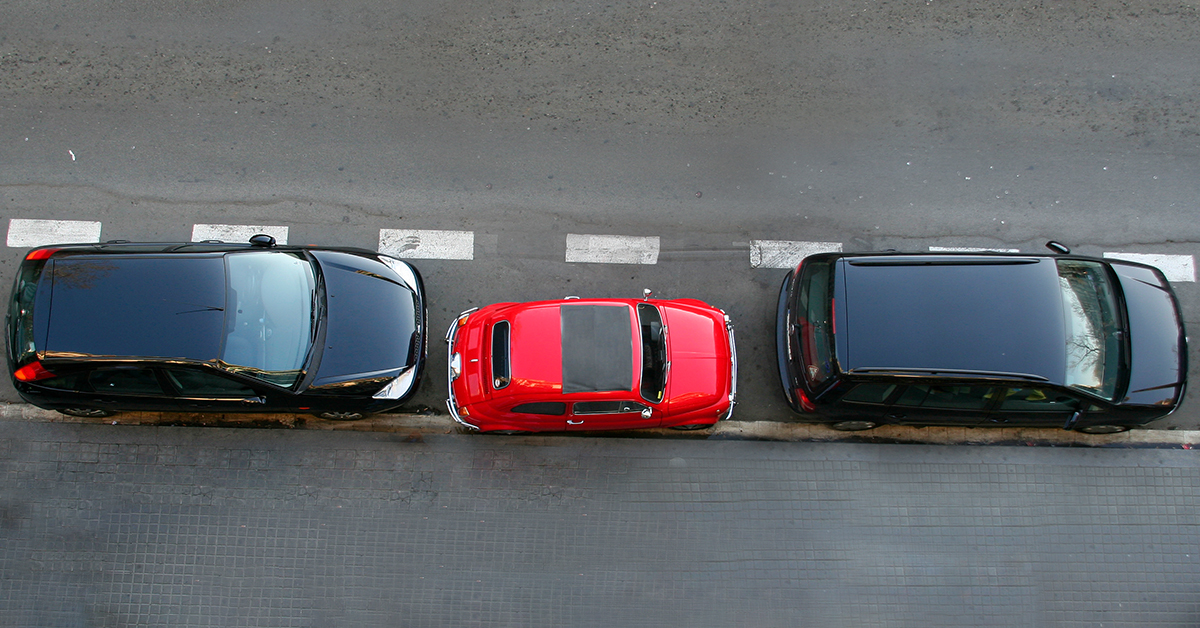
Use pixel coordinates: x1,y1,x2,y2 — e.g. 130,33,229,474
1,0,1198,429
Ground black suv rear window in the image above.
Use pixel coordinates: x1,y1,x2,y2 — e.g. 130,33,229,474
795,260,836,388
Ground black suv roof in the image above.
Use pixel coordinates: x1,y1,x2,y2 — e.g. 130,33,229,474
837,255,1066,383
39,254,227,361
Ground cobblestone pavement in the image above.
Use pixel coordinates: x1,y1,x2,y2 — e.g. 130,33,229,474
1,419,1198,627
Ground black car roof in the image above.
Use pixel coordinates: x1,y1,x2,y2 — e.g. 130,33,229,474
40,254,227,361
837,255,1068,383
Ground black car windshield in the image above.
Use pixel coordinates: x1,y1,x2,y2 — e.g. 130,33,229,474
637,303,667,402
220,251,317,388
797,259,835,388
1056,259,1122,400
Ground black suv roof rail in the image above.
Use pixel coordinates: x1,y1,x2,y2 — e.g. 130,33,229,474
846,257,1040,267
847,367,1050,382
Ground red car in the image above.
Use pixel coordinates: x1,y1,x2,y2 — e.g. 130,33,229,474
446,293,737,433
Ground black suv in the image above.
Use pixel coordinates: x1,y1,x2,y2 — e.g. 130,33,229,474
776,244,1187,433
7,236,426,420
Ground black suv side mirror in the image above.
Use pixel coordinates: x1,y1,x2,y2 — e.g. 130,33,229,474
1045,241,1071,255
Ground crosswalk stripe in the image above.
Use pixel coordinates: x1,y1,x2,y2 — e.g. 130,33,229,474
379,229,475,260
192,224,289,244
6,218,103,247
566,234,660,264
1103,252,1196,283
750,240,842,269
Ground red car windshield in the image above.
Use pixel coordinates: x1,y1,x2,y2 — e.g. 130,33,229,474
637,303,667,402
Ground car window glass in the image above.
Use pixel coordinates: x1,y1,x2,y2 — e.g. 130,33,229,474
35,372,90,392
998,387,1081,412
840,383,897,405
511,402,567,416
88,367,163,396
573,400,649,415
636,304,667,403
1055,260,1121,400
796,259,835,387
164,368,256,398
895,385,994,410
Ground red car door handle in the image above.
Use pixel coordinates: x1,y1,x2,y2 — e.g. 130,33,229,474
567,420,584,425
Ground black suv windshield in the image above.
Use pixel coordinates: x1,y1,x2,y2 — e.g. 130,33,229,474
1056,259,1122,400
796,260,835,388
220,251,317,388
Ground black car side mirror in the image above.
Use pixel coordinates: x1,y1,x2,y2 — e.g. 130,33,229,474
1045,241,1071,255
249,234,277,247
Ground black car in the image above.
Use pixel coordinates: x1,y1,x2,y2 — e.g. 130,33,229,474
776,243,1187,433
7,236,426,419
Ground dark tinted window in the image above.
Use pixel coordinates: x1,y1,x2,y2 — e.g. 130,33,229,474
637,304,667,402
573,400,648,415
491,321,511,389
998,387,1081,412
88,367,164,396
35,372,90,392
841,383,897,405
164,368,256,398
511,402,567,416
221,251,315,389
895,385,994,410
795,260,835,387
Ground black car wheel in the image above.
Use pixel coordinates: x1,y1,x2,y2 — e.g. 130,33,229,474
1078,424,1130,434
669,422,716,431
487,430,532,435
57,408,114,418
830,420,877,431
316,411,366,421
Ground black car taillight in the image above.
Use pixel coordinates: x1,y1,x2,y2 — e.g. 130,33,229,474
13,361,55,382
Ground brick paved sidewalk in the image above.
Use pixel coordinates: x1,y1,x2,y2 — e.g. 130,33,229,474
1,419,1197,627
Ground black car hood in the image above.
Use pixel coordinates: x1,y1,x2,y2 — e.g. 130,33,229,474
1112,263,1187,407
309,251,419,388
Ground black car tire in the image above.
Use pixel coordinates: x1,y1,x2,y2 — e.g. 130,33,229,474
57,407,115,418
830,420,878,431
669,422,716,431
1078,424,1130,434
316,411,367,421
487,430,532,435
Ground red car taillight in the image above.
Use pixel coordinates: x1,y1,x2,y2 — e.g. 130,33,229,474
24,248,59,261
13,361,55,382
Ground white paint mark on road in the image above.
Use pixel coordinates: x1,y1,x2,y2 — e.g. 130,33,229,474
7,218,102,247
566,234,660,264
379,229,474,260
1103,252,1196,283
750,240,842,269
929,246,1021,253
192,224,289,244
68,150,76,161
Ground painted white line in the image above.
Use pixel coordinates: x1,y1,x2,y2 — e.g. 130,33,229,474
1103,252,1196,283
192,224,289,245
929,246,1021,253
379,229,474,260
6,218,102,247
750,240,842,269
566,234,660,264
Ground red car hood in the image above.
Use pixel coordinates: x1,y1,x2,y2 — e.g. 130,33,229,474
662,303,731,414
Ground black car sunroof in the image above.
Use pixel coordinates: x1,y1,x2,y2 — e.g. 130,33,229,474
560,304,633,394
42,256,226,360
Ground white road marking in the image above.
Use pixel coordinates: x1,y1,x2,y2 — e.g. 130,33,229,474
566,234,660,264
929,246,1021,253
379,228,475,260
749,240,842,269
192,224,289,244
6,218,102,247
1103,252,1196,283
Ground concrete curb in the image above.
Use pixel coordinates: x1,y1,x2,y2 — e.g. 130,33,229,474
2,402,1196,448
